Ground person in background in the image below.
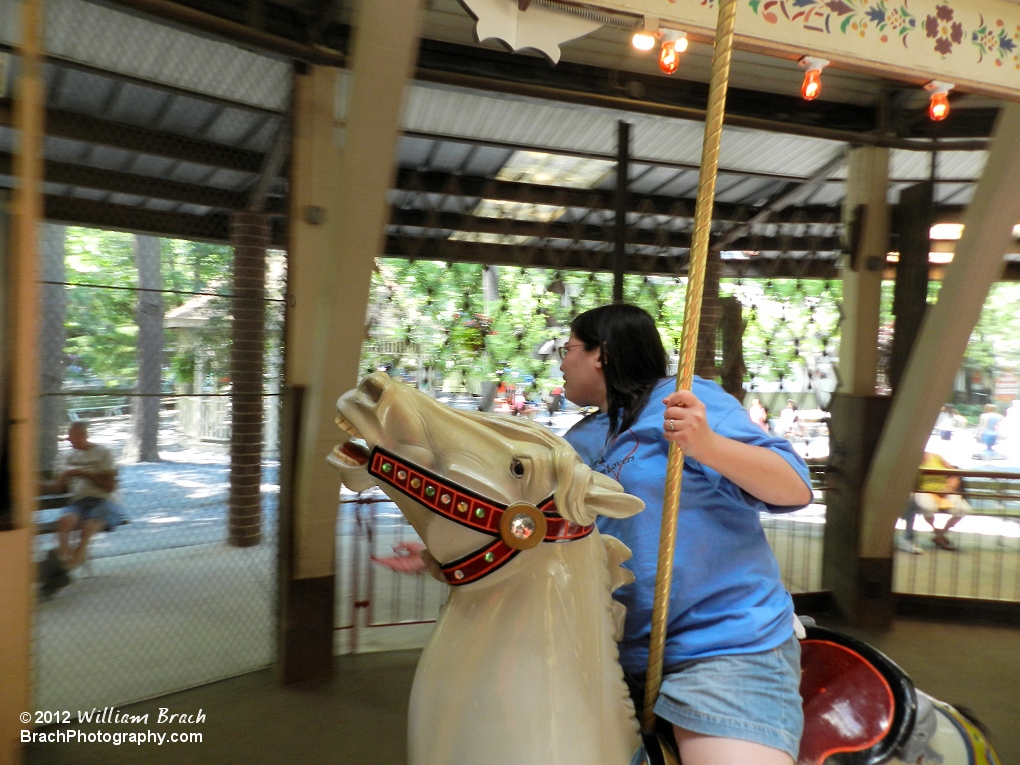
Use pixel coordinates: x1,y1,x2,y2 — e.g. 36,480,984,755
935,405,957,441
913,451,971,551
777,400,800,439
976,404,1003,458
748,398,769,433
38,421,123,594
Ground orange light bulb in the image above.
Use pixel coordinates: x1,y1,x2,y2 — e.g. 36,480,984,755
929,91,950,121
659,41,679,74
801,69,822,100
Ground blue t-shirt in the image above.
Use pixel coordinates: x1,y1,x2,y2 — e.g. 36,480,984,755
564,376,812,675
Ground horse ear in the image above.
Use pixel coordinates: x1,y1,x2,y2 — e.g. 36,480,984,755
552,447,644,526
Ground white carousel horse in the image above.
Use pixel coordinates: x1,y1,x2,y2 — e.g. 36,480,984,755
329,373,1002,765
330,372,645,765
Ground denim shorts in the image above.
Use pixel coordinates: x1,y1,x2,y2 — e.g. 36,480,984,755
653,633,803,761
69,497,124,531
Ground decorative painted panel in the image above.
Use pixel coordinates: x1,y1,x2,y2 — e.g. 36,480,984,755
588,0,1020,98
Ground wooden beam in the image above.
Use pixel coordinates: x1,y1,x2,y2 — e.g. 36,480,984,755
382,234,844,277
394,169,844,225
41,195,286,246
388,208,842,252
0,98,265,173
100,0,345,67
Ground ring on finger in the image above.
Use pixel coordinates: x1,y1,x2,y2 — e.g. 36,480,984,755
668,419,675,431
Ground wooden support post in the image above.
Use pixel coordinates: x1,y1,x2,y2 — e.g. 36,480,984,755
279,64,341,682
613,120,629,304
3,2,44,761
281,0,424,682
889,182,933,393
824,145,890,625
862,104,1020,560
838,146,888,396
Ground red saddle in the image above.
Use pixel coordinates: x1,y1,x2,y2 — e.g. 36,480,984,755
798,626,917,765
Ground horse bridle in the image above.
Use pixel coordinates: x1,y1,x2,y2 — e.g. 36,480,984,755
368,446,594,586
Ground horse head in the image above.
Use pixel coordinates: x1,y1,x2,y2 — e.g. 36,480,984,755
329,373,643,572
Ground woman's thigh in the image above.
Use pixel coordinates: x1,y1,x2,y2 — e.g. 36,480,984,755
653,633,803,763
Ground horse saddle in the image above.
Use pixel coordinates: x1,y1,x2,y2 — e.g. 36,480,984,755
798,625,916,765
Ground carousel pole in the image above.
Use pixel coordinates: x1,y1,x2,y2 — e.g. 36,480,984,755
642,0,739,735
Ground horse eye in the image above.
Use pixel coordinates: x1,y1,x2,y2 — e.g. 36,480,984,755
511,459,525,478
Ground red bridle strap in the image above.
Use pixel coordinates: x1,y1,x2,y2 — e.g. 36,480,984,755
368,446,593,585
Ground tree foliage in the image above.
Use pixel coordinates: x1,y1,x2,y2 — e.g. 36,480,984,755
61,228,235,391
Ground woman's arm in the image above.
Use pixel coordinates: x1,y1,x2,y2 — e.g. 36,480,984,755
662,390,813,507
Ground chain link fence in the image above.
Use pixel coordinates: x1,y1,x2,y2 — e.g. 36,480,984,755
33,224,285,711
14,0,291,711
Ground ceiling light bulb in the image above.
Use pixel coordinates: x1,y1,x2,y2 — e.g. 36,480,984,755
632,16,659,51
801,69,822,100
798,56,830,101
929,92,950,121
925,81,954,122
659,41,680,74
632,30,656,50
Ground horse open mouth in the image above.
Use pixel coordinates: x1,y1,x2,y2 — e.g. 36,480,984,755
331,415,370,467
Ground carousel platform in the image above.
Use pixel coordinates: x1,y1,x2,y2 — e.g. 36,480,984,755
23,617,1020,765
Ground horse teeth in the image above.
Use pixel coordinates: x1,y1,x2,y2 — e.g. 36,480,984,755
335,415,362,438
331,445,362,466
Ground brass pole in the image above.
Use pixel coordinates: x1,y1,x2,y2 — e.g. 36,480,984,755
642,0,739,734
11,0,45,530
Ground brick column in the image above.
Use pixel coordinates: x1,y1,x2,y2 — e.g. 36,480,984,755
229,212,268,547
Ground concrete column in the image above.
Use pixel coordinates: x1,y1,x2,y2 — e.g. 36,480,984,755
838,146,888,395
862,105,1020,559
229,212,268,547
280,0,424,682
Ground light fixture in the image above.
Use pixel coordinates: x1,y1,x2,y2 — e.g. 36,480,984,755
631,17,658,51
925,81,954,121
798,57,829,100
658,31,688,74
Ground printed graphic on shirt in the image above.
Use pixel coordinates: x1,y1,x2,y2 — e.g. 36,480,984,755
591,431,639,482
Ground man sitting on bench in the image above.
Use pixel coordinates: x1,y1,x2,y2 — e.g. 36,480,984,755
39,421,121,593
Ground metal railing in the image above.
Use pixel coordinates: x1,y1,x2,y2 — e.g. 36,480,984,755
334,465,1020,653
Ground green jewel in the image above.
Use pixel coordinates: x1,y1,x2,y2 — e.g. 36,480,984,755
425,486,436,497
475,507,486,518
381,462,392,473
484,552,495,563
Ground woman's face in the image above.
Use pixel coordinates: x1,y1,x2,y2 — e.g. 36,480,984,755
560,332,607,410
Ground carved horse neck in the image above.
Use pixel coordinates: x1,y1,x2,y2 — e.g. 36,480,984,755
407,533,641,765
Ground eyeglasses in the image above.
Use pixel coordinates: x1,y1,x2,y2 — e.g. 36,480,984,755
557,343,585,360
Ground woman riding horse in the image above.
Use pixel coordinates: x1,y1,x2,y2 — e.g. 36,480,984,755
560,304,813,765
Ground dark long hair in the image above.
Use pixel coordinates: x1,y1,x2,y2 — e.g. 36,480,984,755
570,304,668,437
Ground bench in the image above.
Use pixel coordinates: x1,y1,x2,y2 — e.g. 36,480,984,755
66,395,130,420
912,468,1020,520
35,493,73,533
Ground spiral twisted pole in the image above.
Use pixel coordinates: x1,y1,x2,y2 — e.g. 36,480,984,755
642,0,740,734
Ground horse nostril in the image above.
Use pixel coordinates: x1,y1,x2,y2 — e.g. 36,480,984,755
360,374,386,403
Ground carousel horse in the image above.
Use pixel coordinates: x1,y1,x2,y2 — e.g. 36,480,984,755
329,373,1001,765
